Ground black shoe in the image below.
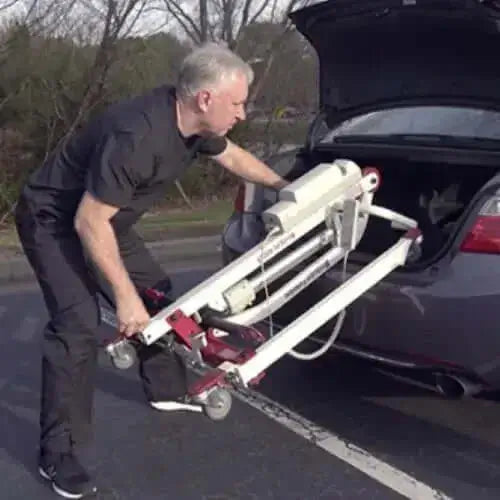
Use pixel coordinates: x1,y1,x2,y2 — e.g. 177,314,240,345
39,451,97,499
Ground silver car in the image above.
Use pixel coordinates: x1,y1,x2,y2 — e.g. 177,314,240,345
221,0,500,398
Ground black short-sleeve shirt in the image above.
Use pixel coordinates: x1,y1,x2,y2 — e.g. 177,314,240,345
22,85,227,233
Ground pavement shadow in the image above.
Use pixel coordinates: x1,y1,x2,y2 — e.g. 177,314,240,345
478,390,500,402
0,336,43,483
0,299,143,475
0,403,47,485
95,359,148,407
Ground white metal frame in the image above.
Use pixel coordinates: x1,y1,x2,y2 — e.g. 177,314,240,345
139,165,381,345
232,234,416,386
127,160,421,396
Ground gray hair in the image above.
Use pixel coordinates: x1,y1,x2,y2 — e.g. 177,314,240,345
176,42,254,99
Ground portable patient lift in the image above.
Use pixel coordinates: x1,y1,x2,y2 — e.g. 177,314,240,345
105,159,422,420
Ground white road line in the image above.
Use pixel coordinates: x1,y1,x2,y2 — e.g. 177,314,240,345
232,386,453,500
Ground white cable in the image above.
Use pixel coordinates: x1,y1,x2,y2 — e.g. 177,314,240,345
288,211,349,361
259,226,280,339
260,211,349,362
287,253,348,360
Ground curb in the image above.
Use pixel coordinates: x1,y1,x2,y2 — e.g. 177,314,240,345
0,235,222,286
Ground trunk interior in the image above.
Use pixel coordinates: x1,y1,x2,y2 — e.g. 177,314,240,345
297,154,500,266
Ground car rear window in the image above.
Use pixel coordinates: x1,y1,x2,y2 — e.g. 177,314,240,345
321,106,500,142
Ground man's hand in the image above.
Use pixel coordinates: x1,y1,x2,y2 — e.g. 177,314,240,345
272,178,289,191
212,140,289,190
115,292,151,337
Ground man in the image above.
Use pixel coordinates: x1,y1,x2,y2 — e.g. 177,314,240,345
15,42,287,498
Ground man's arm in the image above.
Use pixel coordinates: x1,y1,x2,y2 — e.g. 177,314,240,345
74,191,134,299
74,191,149,336
212,139,288,190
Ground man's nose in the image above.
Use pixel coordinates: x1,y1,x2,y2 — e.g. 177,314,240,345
236,105,246,121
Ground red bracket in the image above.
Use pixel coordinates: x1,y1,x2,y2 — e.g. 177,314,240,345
165,309,204,349
166,309,266,392
404,226,423,241
362,166,381,192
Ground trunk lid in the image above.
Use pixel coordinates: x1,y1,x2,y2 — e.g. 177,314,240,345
289,0,500,126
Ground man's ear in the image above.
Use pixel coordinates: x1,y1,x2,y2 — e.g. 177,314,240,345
196,90,211,112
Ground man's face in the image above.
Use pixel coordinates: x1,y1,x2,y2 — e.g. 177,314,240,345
196,71,248,136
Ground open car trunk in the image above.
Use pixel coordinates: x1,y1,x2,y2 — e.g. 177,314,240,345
250,147,500,268
273,0,500,268
299,154,500,265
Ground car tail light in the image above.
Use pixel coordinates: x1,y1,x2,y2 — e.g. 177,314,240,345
460,196,500,254
234,183,246,212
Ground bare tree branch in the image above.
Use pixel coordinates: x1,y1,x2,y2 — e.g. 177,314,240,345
19,0,80,38
239,0,253,30
221,0,233,47
78,0,107,19
113,0,142,36
0,0,22,11
162,0,201,44
121,0,148,37
269,0,279,20
58,0,148,141
0,77,31,113
23,0,40,21
174,179,193,208
247,0,272,27
246,0,314,105
199,0,208,41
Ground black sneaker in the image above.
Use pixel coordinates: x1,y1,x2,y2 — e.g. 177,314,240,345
38,451,97,499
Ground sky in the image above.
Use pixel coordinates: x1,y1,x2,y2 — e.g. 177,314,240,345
0,0,325,40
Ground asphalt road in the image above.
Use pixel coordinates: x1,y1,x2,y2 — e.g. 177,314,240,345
0,266,499,499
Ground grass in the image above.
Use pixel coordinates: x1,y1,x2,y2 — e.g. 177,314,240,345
0,198,234,257
137,199,233,241
142,199,232,225
0,228,20,256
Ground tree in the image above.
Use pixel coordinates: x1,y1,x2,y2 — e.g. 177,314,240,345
158,0,314,104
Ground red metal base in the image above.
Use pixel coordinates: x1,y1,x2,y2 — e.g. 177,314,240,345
166,309,266,396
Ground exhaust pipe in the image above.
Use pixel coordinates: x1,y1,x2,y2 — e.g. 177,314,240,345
435,373,484,398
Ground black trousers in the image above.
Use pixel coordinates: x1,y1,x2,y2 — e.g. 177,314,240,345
15,194,187,454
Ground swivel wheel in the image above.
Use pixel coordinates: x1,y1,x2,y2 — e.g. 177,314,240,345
108,339,137,370
203,388,232,421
